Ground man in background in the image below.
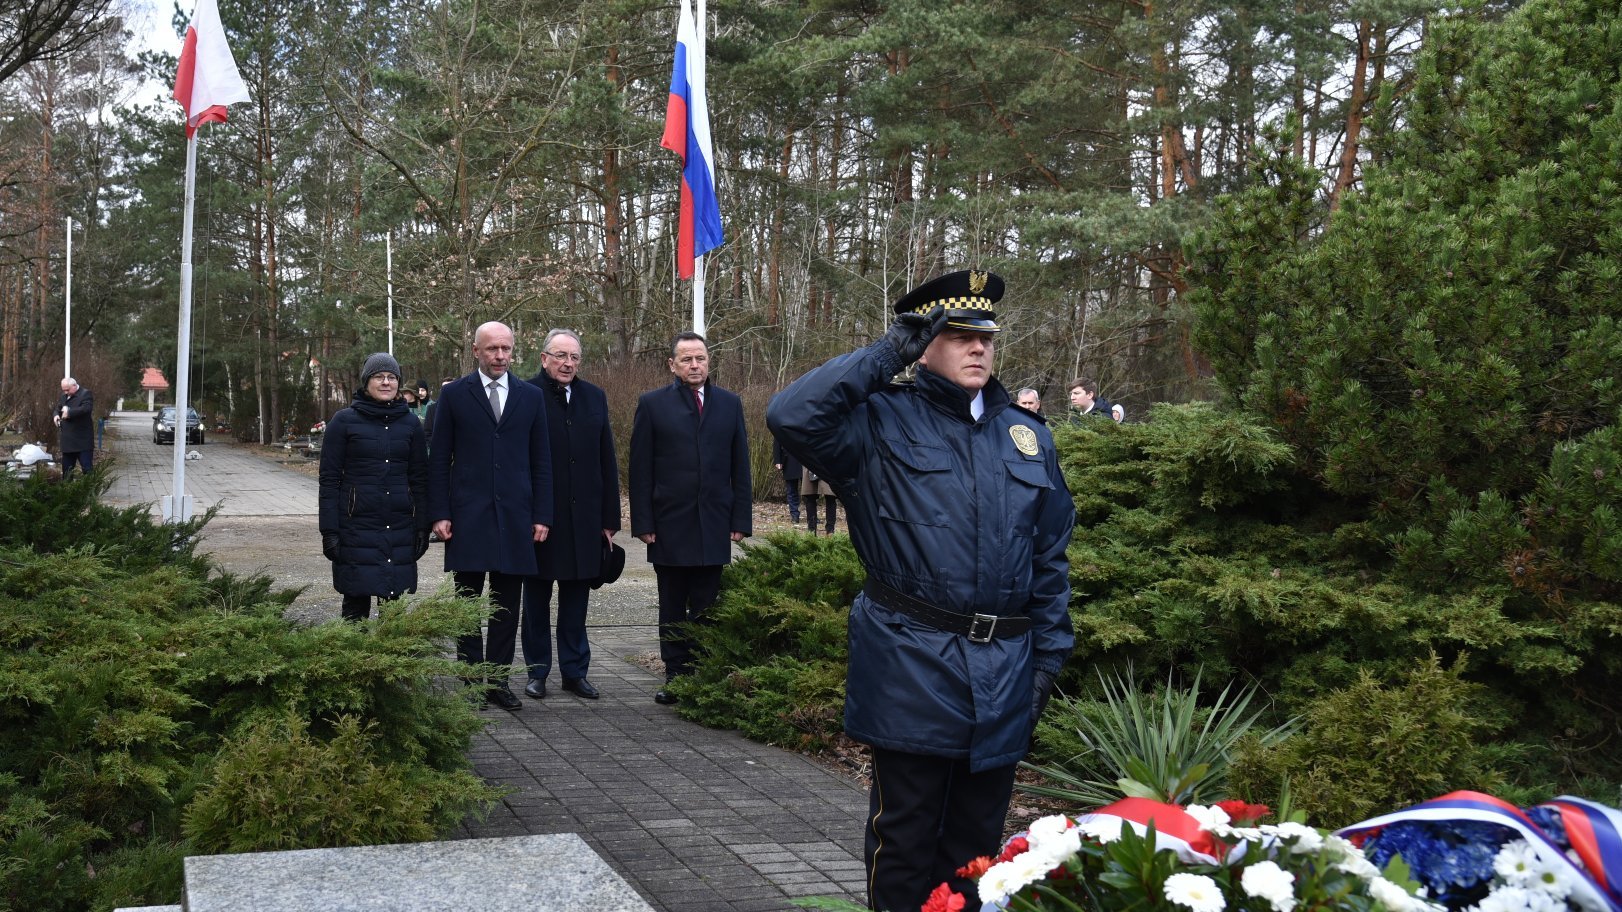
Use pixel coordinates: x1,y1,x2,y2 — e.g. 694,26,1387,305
429,322,553,711
772,433,803,525
628,332,752,706
1015,387,1042,414
55,377,94,478
1067,377,1113,421
520,329,620,702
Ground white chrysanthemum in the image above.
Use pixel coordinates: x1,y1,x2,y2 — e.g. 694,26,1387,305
1331,845,1382,882
1529,864,1575,900
1473,885,1562,912
1267,821,1325,852
1075,816,1125,844
976,860,1025,905
1493,840,1540,884
1162,872,1226,912
1186,804,1232,832
1239,860,1295,912
1027,815,1072,842
1368,877,1435,912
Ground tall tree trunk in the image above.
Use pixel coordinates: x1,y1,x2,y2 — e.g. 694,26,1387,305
1331,19,1372,210
602,44,626,356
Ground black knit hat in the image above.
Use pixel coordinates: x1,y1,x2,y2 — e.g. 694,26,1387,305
360,352,402,384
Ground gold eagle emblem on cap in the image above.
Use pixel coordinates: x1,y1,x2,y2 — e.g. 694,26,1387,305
969,271,989,295
1009,424,1039,456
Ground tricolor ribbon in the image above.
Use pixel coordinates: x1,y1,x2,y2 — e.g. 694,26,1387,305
1074,797,1226,865
1335,790,1622,912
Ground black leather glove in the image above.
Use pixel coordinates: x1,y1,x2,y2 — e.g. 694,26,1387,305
1032,668,1058,724
322,532,340,562
414,529,431,560
881,307,948,366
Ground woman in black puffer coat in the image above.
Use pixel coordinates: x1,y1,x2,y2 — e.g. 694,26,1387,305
318,352,431,621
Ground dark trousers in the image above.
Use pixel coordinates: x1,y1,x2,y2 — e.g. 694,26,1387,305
654,564,723,680
62,450,92,479
784,475,802,521
520,577,591,681
341,594,372,622
453,571,523,679
808,495,838,533
865,747,1016,912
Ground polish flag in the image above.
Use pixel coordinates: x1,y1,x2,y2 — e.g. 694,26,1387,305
660,0,723,279
172,0,250,138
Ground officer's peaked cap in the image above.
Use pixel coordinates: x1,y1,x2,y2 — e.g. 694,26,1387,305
893,269,1003,333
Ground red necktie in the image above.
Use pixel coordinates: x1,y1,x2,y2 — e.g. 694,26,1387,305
693,388,704,415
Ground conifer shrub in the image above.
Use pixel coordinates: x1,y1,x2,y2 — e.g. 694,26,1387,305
0,475,497,911
671,532,862,749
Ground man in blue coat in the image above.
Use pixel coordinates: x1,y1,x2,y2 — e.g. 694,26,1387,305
629,331,752,706
429,321,553,711
767,270,1075,912
520,329,621,701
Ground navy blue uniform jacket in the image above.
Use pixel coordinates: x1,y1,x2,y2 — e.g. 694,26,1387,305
767,341,1075,771
628,380,752,566
528,371,621,581
318,395,429,598
428,371,554,575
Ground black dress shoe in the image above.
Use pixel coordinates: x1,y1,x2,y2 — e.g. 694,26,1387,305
524,679,547,699
487,685,523,711
562,678,599,699
653,688,678,705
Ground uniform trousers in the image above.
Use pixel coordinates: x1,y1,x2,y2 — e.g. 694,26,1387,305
453,570,524,676
654,564,723,680
520,577,591,681
865,747,1016,912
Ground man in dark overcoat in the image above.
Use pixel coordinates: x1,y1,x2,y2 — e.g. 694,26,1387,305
628,331,751,706
768,270,1075,912
519,329,621,701
55,377,95,478
771,433,803,525
429,321,553,711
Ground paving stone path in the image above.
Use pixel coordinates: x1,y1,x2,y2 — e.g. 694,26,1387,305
101,412,871,912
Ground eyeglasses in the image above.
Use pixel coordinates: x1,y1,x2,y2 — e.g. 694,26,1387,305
372,373,399,383
545,351,582,363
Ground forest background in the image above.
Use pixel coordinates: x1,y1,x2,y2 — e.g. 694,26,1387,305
2,0,1452,455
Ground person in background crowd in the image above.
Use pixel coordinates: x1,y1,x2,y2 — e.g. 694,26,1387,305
318,353,430,622
772,433,804,525
1015,387,1041,414
629,332,752,706
768,269,1074,912
412,380,433,423
402,388,418,409
429,322,553,711
520,329,620,702
423,376,455,440
55,377,94,478
801,465,839,536
1112,403,1125,423
1067,377,1113,422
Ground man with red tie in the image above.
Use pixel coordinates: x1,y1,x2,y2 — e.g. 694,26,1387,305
628,332,752,706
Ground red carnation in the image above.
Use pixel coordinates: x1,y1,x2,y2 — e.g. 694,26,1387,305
996,836,1030,863
921,882,966,912
956,856,994,880
1214,800,1271,825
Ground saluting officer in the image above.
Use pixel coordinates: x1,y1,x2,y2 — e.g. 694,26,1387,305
767,270,1075,912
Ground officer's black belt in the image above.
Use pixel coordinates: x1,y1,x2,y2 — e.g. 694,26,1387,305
863,578,1031,643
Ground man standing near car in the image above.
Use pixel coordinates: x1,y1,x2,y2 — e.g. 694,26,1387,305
519,329,620,702
767,270,1075,912
628,331,751,706
55,377,94,478
429,321,553,711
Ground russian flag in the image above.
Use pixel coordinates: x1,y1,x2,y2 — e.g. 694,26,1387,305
660,0,723,279
172,0,250,138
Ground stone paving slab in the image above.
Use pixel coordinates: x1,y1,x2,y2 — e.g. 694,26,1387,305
100,415,873,912
183,834,652,912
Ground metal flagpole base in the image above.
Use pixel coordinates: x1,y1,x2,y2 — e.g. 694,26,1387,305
162,494,195,523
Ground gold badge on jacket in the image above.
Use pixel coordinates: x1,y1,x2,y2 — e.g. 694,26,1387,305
1009,424,1039,456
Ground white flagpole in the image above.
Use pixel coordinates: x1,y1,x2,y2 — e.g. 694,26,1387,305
692,0,708,336
64,217,72,377
166,135,199,524
386,231,394,355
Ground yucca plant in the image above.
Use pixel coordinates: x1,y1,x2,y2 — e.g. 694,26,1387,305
1021,668,1297,807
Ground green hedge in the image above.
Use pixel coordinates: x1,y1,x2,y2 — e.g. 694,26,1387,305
0,471,498,912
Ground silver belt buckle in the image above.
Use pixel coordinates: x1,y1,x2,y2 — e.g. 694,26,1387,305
968,613,998,643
